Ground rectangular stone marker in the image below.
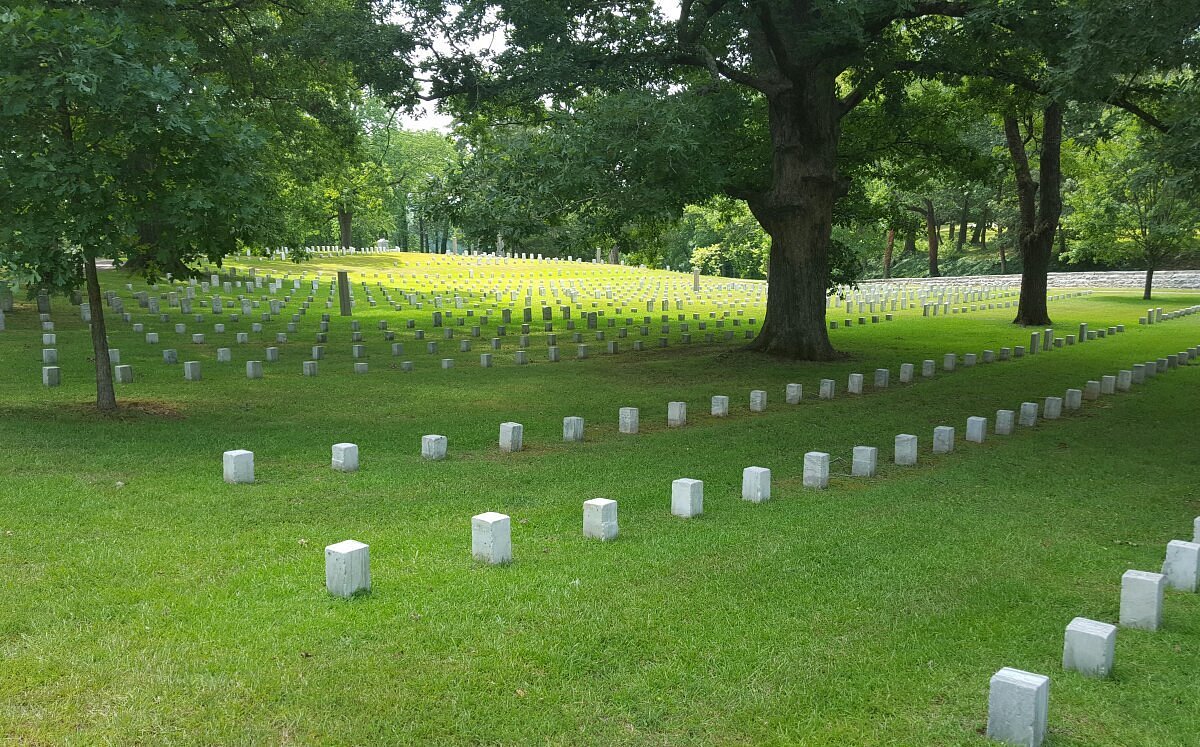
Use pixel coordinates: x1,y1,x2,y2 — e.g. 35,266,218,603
943,353,956,371
873,368,890,388
803,452,830,488
933,425,955,454
1019,402,1038,427
246,360,263,379
1162,540,1200,592
819,379,835,399
114,364,134,384
184,361,201,381
671,478,704,518
922,359,935,377
1194,516,1200,544
1083,381,1100,400
999,347,1011,361
750,389,767,411
741,466,771,503
499,422,523,452
894,434,917,466
1042,397,1062,420
619,407,639,434
847,373,863,394
563,416,584,442
986,667,1049,747
325,540,370,598
1063,617,1117,679
583,498,618,540
667,401,687,427
223,449,254,484
472,512,512,564
1100,375,1116,395
217,348,231,363
331,443,359,472
421,434,448,460
963,353,977,367
42,366,61,387
303,360,318,376
995,409,1015,435
785,383,802,404
1120,569,1165,630
440,358,453,369
711,395,729,417
850,446,877,477
966,417,987,443
1064,389,1082,411
1014,345,1025,358
899,363,914,383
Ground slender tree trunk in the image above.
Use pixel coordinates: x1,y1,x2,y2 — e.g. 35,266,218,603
399,199,410,251
947,221,956,242
903,231,916,255
924,199,940,277
957,195,970,253
418,216,427,252
883,228,895,279
1005,103,1062,326
744,78,840,360
337,207,353,251
84,255,117,412
972,216,984,244
1143,265,1155,300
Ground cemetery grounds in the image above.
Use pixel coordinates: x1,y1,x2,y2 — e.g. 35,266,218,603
1,253,1199,745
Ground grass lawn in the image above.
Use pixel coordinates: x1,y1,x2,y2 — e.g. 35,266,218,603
1,256,1198,745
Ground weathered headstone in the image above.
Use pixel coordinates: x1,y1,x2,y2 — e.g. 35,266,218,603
421,435,448,460
332,443,359,472
986,667,1049,747
671,478,703,518
1120,569,1165,630
583,499,619,540
471,512,512,564
741,467,771,503
894,434,917,466
1062,617,1116,679
223,449,254,484
325,540,370,598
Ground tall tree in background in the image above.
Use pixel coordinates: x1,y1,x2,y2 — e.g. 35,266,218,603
0,0,413,410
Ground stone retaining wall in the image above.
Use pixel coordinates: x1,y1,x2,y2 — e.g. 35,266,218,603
856,271,1200,290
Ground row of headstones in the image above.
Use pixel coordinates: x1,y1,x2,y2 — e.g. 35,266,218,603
986,515,1200,746
214,334,1200,480
228,427,1200,747
980,341,1200,745
917,292,1090,319
1139,304,1199,325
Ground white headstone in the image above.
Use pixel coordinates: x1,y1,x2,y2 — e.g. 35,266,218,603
325,540,370,598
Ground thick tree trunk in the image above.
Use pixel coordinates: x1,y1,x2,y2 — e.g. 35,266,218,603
972,216,984,244
608,245,620,264
903,231,916,255
1143,265,1155,300
957,195,970,253
744,78,840,360
924,199,940,277
84,255,117,412
883,228,895,279
337,207,352,251
1005,103,1062,326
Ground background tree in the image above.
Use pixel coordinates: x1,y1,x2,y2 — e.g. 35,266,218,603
1067,122,1200,299
0,0,413,410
